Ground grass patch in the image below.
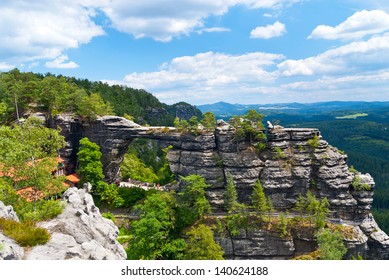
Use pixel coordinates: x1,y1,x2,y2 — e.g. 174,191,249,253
0,218,50,247
336,113,368,119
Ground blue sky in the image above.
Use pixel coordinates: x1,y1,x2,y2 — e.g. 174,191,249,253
1,0,389,105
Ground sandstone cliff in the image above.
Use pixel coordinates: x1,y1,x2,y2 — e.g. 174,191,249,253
50,115,389,259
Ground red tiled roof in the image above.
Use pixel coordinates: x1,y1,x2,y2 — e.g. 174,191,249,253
66,174,80,183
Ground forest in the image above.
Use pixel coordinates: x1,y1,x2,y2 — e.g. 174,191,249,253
0,69,201,126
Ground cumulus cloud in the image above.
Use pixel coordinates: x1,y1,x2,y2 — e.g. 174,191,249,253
107,51,284,103
0,0,104,67
0,62,15,71
45,55,79,69
278,34,389,76
309,10,389,40
97,0,300,42
250,21,286,39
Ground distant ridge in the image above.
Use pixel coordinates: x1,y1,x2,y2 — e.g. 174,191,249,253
197,101,389,118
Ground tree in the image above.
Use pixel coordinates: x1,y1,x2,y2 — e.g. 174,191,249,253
225,173,240,213
183,224,224,260
305,191,330,229
179,175,211,219
316,228,347,260
201,112,216,131
77,137,104,188
0,117,66,200
250,180,268,215
278,212,288,238
127,192,186,260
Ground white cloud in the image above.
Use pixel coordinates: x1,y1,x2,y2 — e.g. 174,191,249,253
45,55,79,69
0,0,104,67
278,34,389,76
309,10,389,40
250,21,286,39
97,0,300,42
197,27,231,34
0,62,15,71
107,51,284,104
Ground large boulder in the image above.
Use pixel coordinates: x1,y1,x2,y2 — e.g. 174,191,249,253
26,187,126,260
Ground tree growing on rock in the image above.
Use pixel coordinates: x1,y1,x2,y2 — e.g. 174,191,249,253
316,228,347,260
179,174,211,219
183,224,224,260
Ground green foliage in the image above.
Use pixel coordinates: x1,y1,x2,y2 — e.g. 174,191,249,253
351,175,372,191
77,137,104,188
224,173,240,213
117,187,146,208
102,212,117,223
348,165,358,174
121,140,174,185
250,180,268,214
293,191,330,229
278,212,288,238
97,182,124,207
201,112,217,131
0,118,66,193
228,110,266,151
121,153,158,183
274,147,287,160
307,135,320,149
14,199,64,221
0,218,50,247
183,224,224,260
316,228,347,260
0,178,18,206
179,175,211,219
127,192,185,260
0,242,3,252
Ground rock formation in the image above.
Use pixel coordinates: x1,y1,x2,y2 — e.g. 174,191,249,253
49,115,389,259
0,188,126,260
26,187,126,260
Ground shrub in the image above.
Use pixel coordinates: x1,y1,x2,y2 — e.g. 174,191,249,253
307,135,320,149
274,147,287,160
351,176,371,191
316,228,347,260
14,199,64,221
118,187,146,208
0,218,50,247
102,212,117,223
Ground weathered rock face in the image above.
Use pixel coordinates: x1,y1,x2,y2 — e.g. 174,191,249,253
26,187,126,260
0,202,24,260
52,115,377,218
50,115,388,259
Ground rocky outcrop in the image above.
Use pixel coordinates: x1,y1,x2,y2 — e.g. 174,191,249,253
0,202,24,260
50,115,388,259
26,187,126,260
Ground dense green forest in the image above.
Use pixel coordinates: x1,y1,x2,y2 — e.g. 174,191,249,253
0,69,201,126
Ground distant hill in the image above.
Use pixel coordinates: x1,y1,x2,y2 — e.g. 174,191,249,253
198,101,389,120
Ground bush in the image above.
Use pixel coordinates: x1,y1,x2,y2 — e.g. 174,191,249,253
0,218,50,247
351,176,371,191
102,212,117,223
274,147,287,160
118,187,146,208
14,199,64,221
307,135,320,149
